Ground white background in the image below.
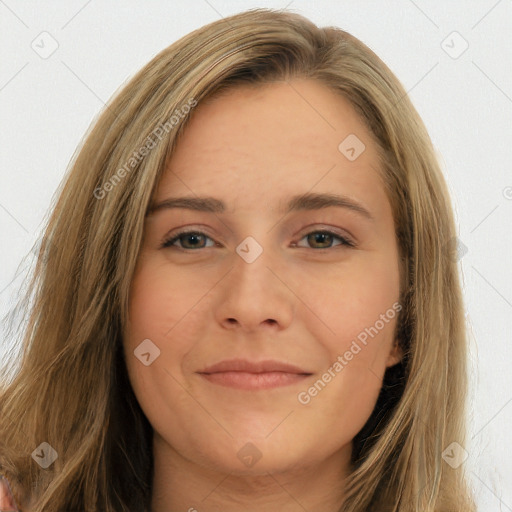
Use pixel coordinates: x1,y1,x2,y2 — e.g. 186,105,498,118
0,1,511,510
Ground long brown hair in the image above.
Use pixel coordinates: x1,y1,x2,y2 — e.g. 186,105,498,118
0,8,476,511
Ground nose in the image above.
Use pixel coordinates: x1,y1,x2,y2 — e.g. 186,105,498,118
214,241,294,333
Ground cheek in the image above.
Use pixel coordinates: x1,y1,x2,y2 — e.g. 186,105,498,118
124,260,205,347
308,253,399,337
300,362,384,445
297,253,400,417
126,266,175,341
122,261,211,404
122,267,197,436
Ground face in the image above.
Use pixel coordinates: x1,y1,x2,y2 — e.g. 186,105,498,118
123,79,402,476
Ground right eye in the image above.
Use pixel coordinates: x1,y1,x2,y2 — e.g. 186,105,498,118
161,230,217,250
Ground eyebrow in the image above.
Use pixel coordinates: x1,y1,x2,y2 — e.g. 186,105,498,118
147,192,375,221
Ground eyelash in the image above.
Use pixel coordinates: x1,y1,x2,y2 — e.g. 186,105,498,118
160,228,356,251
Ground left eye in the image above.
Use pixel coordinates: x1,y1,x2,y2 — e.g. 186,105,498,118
294,230,355,249
161,230,355,250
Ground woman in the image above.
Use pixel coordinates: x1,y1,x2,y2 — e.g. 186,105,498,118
0,8,476,511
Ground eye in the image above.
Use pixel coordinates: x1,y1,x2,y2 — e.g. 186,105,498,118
161,230,215,250
161,229,355,251
294,230,355,250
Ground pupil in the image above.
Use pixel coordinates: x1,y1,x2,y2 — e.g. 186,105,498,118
310,233,331,247
185,234,202,247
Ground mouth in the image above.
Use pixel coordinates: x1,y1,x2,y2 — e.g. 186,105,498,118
196,358,313,391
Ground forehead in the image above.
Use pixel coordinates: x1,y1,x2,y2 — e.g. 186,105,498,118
156,79,387,216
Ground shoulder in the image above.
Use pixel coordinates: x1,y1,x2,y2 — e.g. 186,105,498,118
0,474,23,511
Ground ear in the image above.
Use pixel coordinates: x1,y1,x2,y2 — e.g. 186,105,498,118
385,339,403,367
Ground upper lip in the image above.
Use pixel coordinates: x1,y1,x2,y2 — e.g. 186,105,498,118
197,358,312,375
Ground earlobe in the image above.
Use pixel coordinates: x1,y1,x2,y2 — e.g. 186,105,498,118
386,340,402,367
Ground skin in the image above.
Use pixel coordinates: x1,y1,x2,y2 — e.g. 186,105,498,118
123,78,403,512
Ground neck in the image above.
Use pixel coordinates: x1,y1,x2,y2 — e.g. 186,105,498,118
150,434,351,512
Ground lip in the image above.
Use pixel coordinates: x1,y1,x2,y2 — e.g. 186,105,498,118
197,358,313,391
199,358,311,374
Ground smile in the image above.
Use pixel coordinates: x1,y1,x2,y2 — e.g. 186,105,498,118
198,371,311,390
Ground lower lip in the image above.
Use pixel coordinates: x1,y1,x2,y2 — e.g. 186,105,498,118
198,371,311,390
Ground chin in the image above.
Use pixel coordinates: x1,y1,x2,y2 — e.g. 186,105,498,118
227,452,304,477
194,435,304,476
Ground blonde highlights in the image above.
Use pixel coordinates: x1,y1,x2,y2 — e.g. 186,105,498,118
0,8,475,511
